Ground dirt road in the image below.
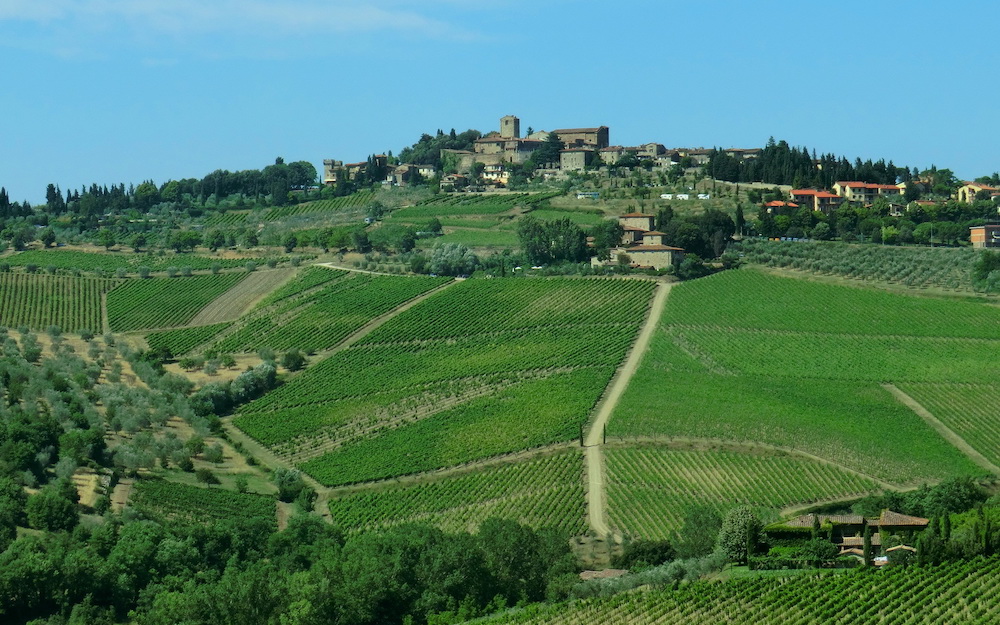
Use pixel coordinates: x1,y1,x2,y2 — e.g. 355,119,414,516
585,281,672,536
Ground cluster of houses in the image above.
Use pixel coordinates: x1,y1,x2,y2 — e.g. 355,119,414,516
770,180,1000,216
323,115,759,192
769,509,929,565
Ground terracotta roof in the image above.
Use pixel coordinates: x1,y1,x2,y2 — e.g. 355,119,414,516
765,201,798,208
964,181,999,191
878,510,929,527
783,513,865,528
560,148,594,153
622,225,648,232
642,230,667,236
628,244,684,252
554,127,608,134
837,181,901,190
886,545,917,553
791,189,840,199
600,146,625,152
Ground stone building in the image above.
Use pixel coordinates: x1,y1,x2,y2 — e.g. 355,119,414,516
560,148,594,172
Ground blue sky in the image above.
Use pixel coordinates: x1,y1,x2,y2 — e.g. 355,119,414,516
1,0,997,203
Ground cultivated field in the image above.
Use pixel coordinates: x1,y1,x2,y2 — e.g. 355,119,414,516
130,478,277,528
605,446,881,538
610,269,990,487
326,451,586,535
107,273,247,332
475,557,1000,625
211,271,449,353
0,272,115,332
235,277,656,486
735,238,978,291
897,383,1000,468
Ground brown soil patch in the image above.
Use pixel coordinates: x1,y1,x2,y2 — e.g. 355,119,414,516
71,469,101,508
188,267,296,326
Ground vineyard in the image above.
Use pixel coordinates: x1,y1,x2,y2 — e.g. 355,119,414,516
107,273,246,332
201,192,375,227
3,249,275,273
0,272,114,331
610,270,988,485
326,451,586,535
475,557,1000,625
735,238,978,291
605,446,880,539
145,323,230,356
130,479,277,528
235,277,656,486
211,273,449,353
897,383,1000,468
254,266,347,308
391,192,560,219
664,269,1000,339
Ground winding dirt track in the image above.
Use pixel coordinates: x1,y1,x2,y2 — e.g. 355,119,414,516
585,282,672,536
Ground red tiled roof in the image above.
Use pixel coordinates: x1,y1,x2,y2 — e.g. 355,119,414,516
878,510,929,527
642,230,667,236
963,181,999,191
837,181,900,190
791,189,840,199
765,201,798,208
622,225,648,232
600,146,625,152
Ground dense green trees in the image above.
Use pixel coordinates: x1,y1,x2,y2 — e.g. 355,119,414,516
0,513,576,625
516,217,588,265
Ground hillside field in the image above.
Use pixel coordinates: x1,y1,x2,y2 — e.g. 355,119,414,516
234,277,656,486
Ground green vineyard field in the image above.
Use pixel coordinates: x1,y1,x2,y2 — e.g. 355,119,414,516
0,273,115,332
145,323,231,356
610,270,987,485
326,451,586,535
897,383,1000,468
605,446,880,538
107,273,246,332
4,249,272,273
212,273,448,353
235,277,656,486
130,479,277,527
476,557,1000,625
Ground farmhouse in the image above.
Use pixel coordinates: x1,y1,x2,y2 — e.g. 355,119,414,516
768,509,929,555
592,212,684,271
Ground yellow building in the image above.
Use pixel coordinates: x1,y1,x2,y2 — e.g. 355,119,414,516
957,181,999,203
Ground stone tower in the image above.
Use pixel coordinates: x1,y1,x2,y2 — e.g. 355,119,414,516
500,115,520,139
